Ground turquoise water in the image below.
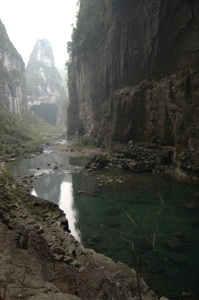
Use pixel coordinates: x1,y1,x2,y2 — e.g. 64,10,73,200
6,139,199,299
71,170,199,299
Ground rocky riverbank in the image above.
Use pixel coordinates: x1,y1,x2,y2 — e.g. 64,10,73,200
63,136,199,180
0,169,169,300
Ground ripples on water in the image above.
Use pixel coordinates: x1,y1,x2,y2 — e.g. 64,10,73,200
6,137,199,299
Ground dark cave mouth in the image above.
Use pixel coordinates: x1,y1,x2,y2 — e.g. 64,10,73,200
30,103,58,126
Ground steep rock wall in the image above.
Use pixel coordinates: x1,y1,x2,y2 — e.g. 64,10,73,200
0,19,27,114
67,0,199,175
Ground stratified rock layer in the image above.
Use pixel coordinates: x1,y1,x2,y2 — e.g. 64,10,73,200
0,19,27,114
67,0,199,177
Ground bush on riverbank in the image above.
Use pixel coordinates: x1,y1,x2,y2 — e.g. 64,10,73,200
0,105,57,160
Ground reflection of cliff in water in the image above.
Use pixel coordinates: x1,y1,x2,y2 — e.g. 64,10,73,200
32,172,64,203
32,172,81,242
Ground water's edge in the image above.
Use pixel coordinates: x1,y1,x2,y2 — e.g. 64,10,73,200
6,135,199,300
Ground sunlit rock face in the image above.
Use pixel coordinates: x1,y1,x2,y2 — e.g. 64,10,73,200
67,0,199,176
26,39,66,126
0,19,27,114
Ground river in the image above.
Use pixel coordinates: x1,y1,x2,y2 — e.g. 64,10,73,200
6,135,199,299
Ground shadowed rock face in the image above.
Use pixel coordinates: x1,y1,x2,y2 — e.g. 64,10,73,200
0,19,27,114
30,103,58,126
67,0,199,176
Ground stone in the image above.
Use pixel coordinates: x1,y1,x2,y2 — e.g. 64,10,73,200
176,232,193,242
54,254,64,262
189,219,199,226
184,203,199,210
64,256,74,264
27,293,81,300
169,253,188,265
94,154,110,169
164,238,183,251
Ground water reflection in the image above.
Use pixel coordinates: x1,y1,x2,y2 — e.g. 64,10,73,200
6,139,199,299
30,172,81,241
31,188,37,197
6,149,82,242
59,180,81,242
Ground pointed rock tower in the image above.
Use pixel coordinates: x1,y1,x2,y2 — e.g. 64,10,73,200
26,39,66,126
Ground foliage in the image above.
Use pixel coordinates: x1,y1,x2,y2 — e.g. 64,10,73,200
0,105,56,160
68,0,111,57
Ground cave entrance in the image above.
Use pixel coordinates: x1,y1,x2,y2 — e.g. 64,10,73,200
30,103,58,126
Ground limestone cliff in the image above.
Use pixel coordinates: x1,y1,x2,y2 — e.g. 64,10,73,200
67,0,199,176
0,19,27,114
26,39,67,126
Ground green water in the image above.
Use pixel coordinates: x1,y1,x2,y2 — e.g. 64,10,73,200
6,139,199,299
71,169,199,299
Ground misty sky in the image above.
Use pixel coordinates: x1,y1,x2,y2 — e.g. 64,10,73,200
0,0,78,68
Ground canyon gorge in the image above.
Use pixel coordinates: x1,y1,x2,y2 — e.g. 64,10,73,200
0,0,199,299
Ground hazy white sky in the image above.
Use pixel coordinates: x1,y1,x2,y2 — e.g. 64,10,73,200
0,0,78,68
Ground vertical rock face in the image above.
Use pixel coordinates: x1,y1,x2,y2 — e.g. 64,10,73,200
67,0,199,176
0,19,27,114
26,39,67,126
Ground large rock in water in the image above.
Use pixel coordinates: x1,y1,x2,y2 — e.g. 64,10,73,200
67,0,199,177
26,39,67,126
0,19,27,114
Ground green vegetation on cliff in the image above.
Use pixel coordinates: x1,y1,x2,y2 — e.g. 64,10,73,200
68,0,109,57
0,105,56,159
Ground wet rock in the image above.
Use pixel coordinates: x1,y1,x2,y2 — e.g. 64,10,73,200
183,202,199,210
85,154,109,169
85,155,96,169
164,238,183,251
108,218,120,228
86,235,101,247
189,219,199,226
176,232,193,242
169,253,188,264
77,190,84,194
60,219,70,232
91,235,101,242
